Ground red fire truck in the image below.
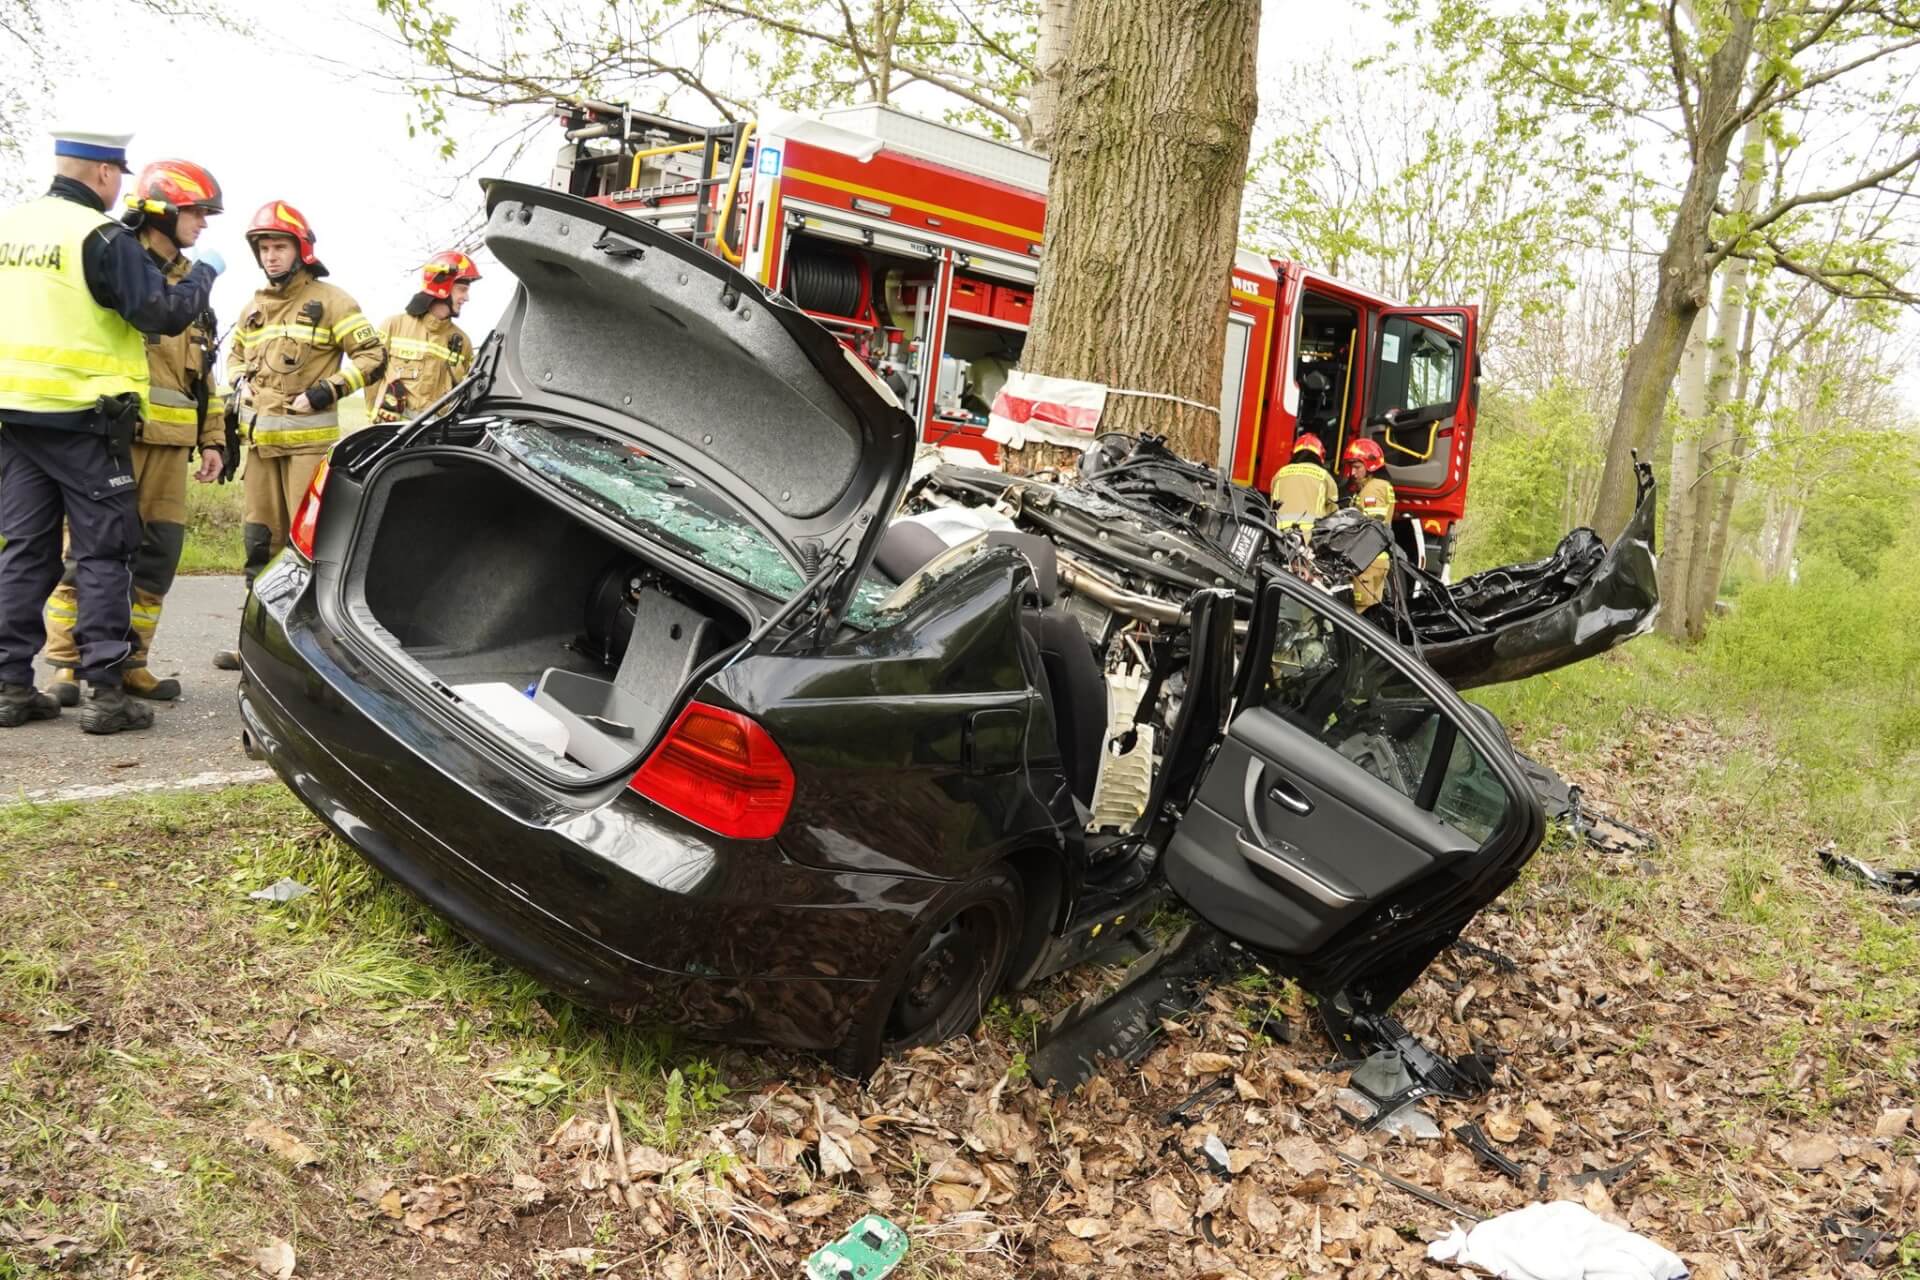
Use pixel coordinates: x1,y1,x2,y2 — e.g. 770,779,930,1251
550,101,1481,571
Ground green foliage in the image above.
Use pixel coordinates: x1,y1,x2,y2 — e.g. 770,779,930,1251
1453,382,1603,572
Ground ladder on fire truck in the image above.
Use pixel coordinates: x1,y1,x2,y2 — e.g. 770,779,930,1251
553,99,755,261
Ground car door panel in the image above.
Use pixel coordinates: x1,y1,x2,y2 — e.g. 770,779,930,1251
1162,575,1541,1003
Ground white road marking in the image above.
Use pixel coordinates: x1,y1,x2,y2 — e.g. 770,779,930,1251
14,767,276,805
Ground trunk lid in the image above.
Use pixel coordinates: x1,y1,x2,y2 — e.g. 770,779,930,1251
476,179,916,621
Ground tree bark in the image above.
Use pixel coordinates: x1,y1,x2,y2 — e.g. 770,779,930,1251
1656,309,1708,640
1698,294,1759,611
1683,117,1765,636
1029,0,1076,155
1011,0,1260,474
1588,7,1756,538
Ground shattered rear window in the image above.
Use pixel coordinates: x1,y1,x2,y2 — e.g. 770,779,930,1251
490,422,892,624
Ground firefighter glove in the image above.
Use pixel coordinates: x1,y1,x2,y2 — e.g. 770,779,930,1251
187,247,227,277
302,381,336,412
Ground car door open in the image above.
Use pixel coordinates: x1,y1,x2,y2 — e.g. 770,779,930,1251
1163,574,1543,1013
1363,306,1478,496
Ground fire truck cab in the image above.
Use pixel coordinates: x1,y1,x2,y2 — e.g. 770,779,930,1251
550,101,1481,572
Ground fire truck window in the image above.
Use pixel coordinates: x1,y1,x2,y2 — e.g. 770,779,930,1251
1372,316,1463,419
1295,294,1359,449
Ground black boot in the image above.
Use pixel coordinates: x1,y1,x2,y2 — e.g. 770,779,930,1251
79,684,155,734
0,682,60,727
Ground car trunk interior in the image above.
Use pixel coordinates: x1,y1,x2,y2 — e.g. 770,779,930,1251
343,451,750,777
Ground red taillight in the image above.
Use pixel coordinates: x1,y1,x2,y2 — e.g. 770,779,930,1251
629,702,794,839
288,458,331,560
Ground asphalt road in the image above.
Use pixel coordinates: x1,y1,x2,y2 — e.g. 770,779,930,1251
3,574,270,803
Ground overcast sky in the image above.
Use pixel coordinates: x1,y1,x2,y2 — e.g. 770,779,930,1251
23,0,1381,343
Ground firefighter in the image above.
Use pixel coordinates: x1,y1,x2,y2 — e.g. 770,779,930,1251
0,130,222,733
368,250,480,424
213,200,386,670
1341,437,1395,613
42,160,226,707
1269,433,1337,533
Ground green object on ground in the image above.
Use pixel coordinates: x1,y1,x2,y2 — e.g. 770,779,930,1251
803,1213,908,1280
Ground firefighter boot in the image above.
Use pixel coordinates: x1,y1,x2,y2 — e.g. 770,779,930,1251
42,583,83,704
0,683,61,727
49,668,82,707
79,685,155,735
124,589,180,700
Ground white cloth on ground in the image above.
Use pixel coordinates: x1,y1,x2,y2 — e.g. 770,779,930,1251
1426,1201,1688,1280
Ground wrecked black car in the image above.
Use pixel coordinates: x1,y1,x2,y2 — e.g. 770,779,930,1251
238,181,1545,1077
909,436,1660,692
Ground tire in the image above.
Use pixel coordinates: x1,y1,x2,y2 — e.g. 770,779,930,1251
831,866,1024,1078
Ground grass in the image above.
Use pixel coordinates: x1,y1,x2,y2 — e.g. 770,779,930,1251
0,785,743,1278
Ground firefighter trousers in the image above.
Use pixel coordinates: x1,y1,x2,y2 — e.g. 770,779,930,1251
0,423,140,688
242,450,325,582
43,441,191,672
1353,553,1390,613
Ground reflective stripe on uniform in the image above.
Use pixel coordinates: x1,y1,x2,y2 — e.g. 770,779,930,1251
236,323,335,347
0,197,150,414
337,363,369,393
131,599,162,636
333,311,372,337
386,334,469,366
44,598,78,624
146,386,198,426
251,424,341,447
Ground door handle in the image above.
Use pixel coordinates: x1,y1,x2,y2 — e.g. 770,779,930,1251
1266,778,1314,815
1234,831,1358,907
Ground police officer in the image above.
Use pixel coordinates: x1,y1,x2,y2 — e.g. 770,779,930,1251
212,200,386,670
0,130,222,733
1340,437,1395,613
42,160,227,706
1269,433,1337,533
369,251,480,424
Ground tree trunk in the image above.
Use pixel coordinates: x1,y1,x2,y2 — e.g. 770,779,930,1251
1698,294,1759,611
1029,0,1076,154
1656,310,1708,640
1011,0,1260,474
1683,118,1764,636
1588,9,1756,538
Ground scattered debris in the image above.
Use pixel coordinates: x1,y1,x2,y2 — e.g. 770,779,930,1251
1821,1206,1895,1264
803,1213,908,1280
1519,753,1659,856
1453,1122,1538,1188
39,1014,90,1036
1335,1150,1483,1222
248,877,313,904
1426,1200,1687,1279
1817,842,1920,909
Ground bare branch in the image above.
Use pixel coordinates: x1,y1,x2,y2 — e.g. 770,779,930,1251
1714,142,1920,265
1665,0,1697,148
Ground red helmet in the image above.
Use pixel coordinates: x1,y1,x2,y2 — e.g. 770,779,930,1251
127,159,223,217
246,200,325,276
420,250,481,299
1291,433,1326,462
1343,438,1387,473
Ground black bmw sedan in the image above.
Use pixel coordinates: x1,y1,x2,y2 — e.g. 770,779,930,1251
237,181,1545,1075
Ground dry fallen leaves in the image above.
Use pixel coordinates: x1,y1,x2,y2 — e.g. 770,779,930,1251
1784,1134,1841,1170
242,1120,318,1169
251,1238,295,1280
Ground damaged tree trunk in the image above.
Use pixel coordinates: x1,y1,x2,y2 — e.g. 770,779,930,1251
1010,0,1260,475
1656,311,1708,640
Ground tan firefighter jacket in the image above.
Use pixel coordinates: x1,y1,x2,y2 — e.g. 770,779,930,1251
1270,460,1338,531
368,310,474,423
137,227,223,450
225,267,386,456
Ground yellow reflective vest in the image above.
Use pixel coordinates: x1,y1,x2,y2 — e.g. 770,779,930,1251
368,310,474,424
225,268,387,456
1270,460,1338,531
0,196,148,416
137,228,222,449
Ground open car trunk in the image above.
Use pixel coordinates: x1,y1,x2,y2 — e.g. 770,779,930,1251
340,449,751,779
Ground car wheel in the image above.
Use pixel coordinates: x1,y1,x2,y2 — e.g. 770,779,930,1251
832,867,1023,1078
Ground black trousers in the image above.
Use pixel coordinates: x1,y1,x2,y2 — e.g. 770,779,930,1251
0,421,140,687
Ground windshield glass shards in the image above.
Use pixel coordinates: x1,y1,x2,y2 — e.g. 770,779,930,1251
490,422,892,624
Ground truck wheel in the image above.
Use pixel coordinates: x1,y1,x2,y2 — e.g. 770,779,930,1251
831,867,1023,1078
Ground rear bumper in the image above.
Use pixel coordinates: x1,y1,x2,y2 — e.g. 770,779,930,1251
236,555,932,1051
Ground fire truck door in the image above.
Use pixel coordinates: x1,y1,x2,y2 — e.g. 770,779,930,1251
1362,307,1478,493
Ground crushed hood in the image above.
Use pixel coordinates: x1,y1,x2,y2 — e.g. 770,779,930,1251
478,180,915,609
